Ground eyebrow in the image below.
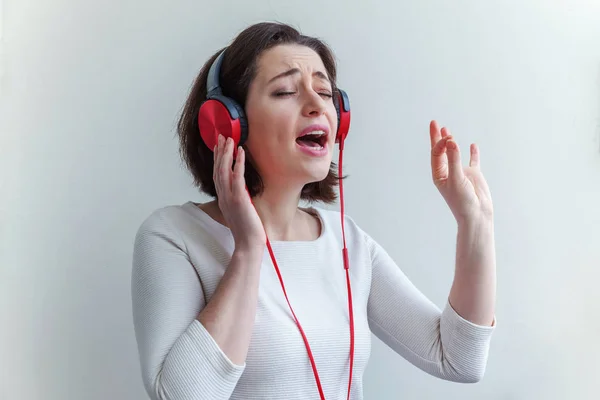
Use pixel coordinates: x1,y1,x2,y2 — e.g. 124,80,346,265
267,68,330,84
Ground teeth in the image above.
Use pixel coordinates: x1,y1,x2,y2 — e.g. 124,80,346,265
303,130,326,137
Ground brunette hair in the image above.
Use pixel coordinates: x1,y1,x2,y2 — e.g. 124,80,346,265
177,21,344,203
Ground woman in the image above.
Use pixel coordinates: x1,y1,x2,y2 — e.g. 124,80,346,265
131,22,496,400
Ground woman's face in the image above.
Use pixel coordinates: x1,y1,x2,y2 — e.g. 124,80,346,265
244,44,338,191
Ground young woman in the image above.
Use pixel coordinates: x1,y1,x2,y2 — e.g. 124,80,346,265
131,21,496,400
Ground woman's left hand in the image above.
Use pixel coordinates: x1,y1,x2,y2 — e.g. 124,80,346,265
429,120,494,224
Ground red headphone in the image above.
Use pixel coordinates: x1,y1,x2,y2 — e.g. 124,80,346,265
197,48,354,400
197,49,351,152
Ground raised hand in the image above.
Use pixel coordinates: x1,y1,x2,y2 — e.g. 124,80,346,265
429,120,494,224
214,135,266,251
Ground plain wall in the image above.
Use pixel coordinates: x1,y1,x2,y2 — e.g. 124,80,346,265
2,1,600,399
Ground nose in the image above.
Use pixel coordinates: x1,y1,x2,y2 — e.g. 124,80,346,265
302,89,327,117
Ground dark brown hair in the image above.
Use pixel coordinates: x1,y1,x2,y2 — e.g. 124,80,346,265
177,21,344,204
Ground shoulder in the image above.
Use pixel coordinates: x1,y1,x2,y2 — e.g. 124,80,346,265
132,204,191,252
136,203,190,235
133,201,231,255
134,202,212,247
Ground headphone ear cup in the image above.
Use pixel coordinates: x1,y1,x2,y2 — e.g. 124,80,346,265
335,89,351,143
198,95,247,151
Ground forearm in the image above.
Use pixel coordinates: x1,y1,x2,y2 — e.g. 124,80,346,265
366,230,494,384
448,217,496,326
197,245,264,365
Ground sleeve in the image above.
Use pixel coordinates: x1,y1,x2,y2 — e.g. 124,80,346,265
131,211,245,400
365,233,496,383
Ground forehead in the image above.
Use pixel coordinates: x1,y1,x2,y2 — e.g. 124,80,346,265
254,44,328,81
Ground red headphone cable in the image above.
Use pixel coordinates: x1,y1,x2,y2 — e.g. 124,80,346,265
246,137,354,400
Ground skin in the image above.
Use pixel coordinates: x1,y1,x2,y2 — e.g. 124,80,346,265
197,44,496,366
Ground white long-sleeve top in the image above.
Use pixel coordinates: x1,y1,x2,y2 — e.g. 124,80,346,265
131,201,495,400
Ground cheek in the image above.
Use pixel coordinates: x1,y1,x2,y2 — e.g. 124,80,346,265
327,104,338,136
245,108,292,166
248,105,294,145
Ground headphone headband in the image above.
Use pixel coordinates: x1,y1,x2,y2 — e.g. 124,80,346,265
206,50,226,96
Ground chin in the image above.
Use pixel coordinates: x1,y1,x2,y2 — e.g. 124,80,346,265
271,143,334,185
301,162,332,184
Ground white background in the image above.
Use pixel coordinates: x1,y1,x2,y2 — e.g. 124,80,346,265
1,1,600,399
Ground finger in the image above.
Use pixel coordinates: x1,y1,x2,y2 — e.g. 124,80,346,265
431,135,452,180
215,134,224,169
212,138,218,180
431,135,451,156
441,126,450,138
429,120,442,149
214,135,226,194
219,137,234,192
446,138,465,182
469,143,480,168
232,146,246,198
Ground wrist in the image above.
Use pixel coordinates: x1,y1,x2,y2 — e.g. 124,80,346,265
457,213,494,230
233,244,265,261
458,217,494,242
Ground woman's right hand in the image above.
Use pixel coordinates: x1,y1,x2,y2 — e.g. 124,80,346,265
214,135,266,252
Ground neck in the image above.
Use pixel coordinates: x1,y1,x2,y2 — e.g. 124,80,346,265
251,183,304,241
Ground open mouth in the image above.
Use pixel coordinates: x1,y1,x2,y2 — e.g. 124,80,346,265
295,130,328,149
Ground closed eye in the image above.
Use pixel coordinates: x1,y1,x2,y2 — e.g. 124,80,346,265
273,91,333,98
